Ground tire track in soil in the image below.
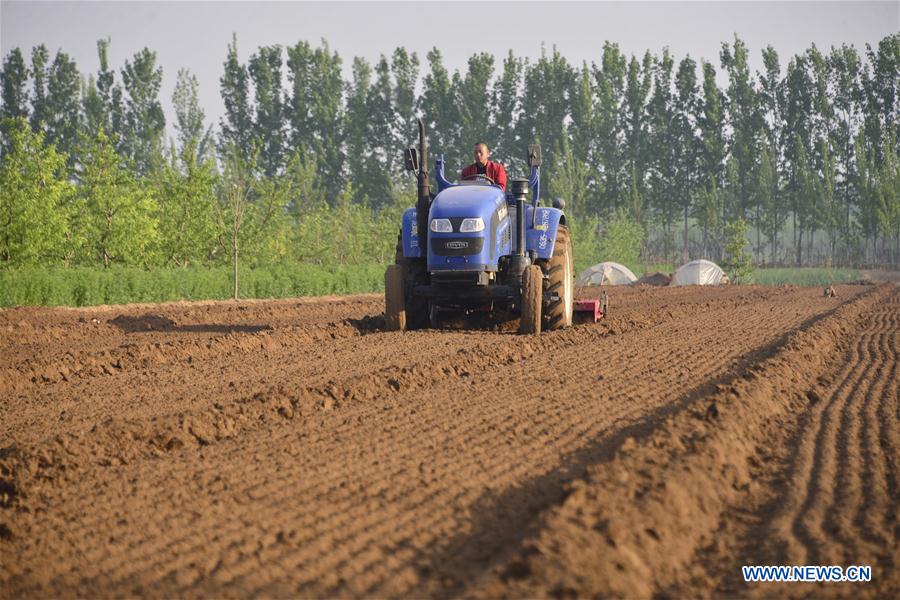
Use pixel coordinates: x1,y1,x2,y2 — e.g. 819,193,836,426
468,284,891,600
668,286,899,599
764,288,899,597
0,285,875,598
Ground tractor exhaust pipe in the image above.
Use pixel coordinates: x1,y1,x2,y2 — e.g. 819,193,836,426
416,118,430,242
507,178,531,282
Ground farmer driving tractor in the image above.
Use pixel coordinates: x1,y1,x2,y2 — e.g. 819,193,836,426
460,142,508,191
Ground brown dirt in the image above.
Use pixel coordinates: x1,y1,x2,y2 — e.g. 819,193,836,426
636,271,672,286
1,284,896,598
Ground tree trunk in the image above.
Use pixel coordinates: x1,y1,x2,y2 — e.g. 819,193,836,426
683,203,689,262
792,211,796,258
756,204,761,258
770,231,776,267
807,229,814,266
232,233,239,300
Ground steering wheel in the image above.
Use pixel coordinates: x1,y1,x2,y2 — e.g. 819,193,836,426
461,174,496,185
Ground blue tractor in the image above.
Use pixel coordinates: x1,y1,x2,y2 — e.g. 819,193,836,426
384,118,575,334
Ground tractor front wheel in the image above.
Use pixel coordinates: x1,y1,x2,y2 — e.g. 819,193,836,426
538,224,574,330
394,235,429,329
384,264,406,331
519,265,543,335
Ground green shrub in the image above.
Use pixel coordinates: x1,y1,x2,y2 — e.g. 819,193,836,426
0,263,390,307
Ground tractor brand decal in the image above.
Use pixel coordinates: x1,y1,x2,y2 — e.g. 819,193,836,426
498,203,508,221
410,222,418,247
538,209,550,249
446,240,469,250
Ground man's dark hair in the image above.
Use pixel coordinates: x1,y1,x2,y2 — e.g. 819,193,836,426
474,142,489,151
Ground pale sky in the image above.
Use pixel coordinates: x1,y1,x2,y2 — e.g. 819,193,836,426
2,1,898,137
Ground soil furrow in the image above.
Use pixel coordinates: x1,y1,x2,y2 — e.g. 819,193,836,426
2,284,894,599
792,319,881,565
468,284,891,599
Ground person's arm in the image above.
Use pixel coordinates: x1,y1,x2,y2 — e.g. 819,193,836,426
461,164,473,180
495,163,508,191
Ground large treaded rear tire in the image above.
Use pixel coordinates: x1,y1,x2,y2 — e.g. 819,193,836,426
384,264,406,331
537,224,574,330
394,234,429,330
519,265,543,335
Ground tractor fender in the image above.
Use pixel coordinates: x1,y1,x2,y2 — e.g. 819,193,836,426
401,208,424,258
525,206,566,260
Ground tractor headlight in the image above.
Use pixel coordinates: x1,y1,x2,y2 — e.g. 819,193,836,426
459,217,485,232
430,218,452,233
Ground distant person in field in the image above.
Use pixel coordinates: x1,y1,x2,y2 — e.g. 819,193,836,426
461,142,508,191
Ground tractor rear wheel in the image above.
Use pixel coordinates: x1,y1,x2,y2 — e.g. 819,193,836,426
394,234,429,329
384,264,406,331
537,224,574,330
519,265,543,334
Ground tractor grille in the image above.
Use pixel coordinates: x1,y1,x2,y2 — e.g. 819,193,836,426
430,270,490,286
431,237,484,256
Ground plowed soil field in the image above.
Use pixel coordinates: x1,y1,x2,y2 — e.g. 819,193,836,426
1,283,897,598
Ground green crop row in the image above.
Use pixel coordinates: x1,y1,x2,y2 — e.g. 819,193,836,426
0,264,868,308
748,268,861,286
0,263,387,307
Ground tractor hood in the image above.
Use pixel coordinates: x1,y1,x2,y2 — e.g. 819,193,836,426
428,185,506,222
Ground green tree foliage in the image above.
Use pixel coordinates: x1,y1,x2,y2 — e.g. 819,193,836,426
596,208,646,266
594,43,627,212
566,63,600,211
44,50,81,161
1,48,30,154
74,129,158,267
456,52,494,166
121,48,165,176
755,140,783,264
285,40,344,199
156,153,218,267
172,68,213,165
674,55,702,258
699,60,726,188
83,40,113,139
29,45,50,133
722,217,754,282
345,57,375,202
828,44,862,247
861,34,899,157
248,45,285,177
219,34,253,157
1,49,29,122
419,48,458,168
216,143,284,297
648,49,677,258
391,47,420,156
623,52,653,196
548,135,589,215
2,33,899,284
0,119,72,264
720,36,760,219
626,165,646,227
490,51,523,170
874,131,900,261
695,175,724,258
364,55,396,205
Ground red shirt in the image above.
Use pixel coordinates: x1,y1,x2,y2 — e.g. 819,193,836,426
461,160,508,191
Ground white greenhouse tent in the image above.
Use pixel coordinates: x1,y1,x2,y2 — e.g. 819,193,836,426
577,262,638,286
670,259,727,286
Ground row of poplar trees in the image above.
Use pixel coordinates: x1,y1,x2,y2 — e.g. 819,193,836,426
1,33,898,271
